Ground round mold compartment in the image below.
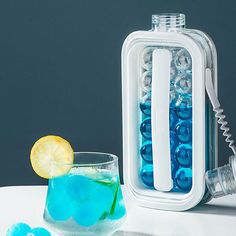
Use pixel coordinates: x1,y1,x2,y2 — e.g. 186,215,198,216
169,109,179,130
174,48,192,71
140,141,153,163
171,161,181,192
171,157,180,178
170,131,179,155
140,92,151,117
140,163,154,187
175,94,192,120
175,120,192,143
174,72,192,94
140,47,155,70
175,144,192,167
140,117,152,140
174,167,192,192
140,71,152,93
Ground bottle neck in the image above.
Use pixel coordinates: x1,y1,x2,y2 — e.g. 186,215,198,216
151,13,185,32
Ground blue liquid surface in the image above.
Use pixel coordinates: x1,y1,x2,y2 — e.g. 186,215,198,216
175,95,192,119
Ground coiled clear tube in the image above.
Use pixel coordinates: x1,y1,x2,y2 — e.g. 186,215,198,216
205,69,236,197
213,107,236,154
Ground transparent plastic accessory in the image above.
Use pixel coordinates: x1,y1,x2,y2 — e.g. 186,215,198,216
205,69,236,198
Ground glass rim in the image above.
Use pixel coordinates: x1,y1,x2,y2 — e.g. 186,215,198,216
59,151,119,167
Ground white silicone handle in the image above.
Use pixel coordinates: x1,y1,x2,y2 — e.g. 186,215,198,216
151,49,173,191
205,68,220,109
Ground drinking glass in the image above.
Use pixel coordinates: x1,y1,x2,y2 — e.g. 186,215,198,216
43,152,126,236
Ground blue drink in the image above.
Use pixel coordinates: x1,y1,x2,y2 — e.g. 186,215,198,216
43,153,126,236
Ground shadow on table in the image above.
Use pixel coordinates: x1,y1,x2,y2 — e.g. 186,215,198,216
189,204,236,217
112,231,156,236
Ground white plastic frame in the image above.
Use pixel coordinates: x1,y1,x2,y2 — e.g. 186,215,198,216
122,31,208,211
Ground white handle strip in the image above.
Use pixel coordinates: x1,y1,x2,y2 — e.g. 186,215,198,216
151,49,173,191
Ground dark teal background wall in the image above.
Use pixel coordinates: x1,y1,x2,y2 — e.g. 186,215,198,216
0,0,235,185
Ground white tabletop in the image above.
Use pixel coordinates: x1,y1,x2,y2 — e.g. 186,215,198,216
1,186,236,236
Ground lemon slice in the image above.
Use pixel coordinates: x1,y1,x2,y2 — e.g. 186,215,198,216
30,135,74,179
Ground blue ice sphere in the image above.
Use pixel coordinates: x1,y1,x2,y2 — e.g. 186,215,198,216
67,175,114,221
141,71,152,92
170,131,179,154
73,201,104,227
140,164,154,187
169,110,179,130
140,141,152,163
7,223,31,236
46,192,73,221
140,92,151,116
48,175,68,195
66,175,95,200
175,144,192,167
175,120,192,143
109,185,126,220
46,177,73,221
174,49,191,71
175,95,192,119
92,183,114,214
175,167,192,192
28,227,51,236
140,118,152,140
174,73,192,94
